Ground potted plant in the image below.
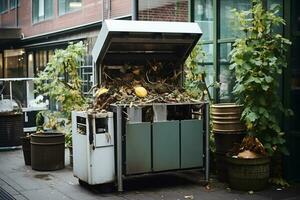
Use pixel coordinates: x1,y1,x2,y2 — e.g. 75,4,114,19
30,111,66,171
32,42,88,170
228,0,291,190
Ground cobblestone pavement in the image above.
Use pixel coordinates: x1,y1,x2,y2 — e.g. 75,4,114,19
0,149,299,200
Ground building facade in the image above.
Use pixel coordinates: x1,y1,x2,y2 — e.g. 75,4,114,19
0,0,299,181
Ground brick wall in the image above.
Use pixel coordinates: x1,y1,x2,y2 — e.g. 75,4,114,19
19,0,104,38
0,8,17,27
138,0,188,22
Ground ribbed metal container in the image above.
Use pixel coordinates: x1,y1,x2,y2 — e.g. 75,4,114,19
211,103,245,133
212,103,246,181
0,112,23,147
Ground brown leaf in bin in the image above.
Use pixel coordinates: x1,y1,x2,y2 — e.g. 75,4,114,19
92,61,204,111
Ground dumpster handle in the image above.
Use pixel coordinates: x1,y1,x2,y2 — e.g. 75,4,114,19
88,114,94,145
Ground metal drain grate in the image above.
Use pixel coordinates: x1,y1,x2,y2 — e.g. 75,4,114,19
0,186,16,200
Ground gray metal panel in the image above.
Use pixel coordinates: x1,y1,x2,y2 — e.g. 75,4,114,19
153,121,180,171
126,122,151,174
92,20,202,67
181,120,203,168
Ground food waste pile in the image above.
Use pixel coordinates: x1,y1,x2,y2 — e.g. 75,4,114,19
92,62,201,111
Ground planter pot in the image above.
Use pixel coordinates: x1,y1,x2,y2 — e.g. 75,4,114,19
214,132,245,182
226,156,270,191
21,136,31,165
31,132,65,171
0,112,23,147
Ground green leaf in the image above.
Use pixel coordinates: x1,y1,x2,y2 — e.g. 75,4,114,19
265,76,273,83
247,112,258,122
262,84,269,91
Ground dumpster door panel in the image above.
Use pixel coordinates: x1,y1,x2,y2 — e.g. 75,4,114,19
153,121,180,171
126,122,151,174
181,119,203,168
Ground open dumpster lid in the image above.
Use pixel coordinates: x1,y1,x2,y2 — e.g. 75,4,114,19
92,20,202,66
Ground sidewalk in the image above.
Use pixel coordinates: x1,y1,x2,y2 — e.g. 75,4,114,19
0,149,299,200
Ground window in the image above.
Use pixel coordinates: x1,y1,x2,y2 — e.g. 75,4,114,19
220,0,251,39
58,0,82,16
193,0,284,102
35,50,47,73
10,0,20,9
0,0,8,13
194,0,213,41
4,49,26,78
32,0,53,23
138,0,189,22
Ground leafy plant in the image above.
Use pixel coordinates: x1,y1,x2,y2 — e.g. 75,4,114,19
185,44,218,102
229,0,292,156
34,42,88,147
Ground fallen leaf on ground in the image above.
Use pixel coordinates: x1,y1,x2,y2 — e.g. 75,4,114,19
205,184,211,191
248,190,254,194
184,195,194,199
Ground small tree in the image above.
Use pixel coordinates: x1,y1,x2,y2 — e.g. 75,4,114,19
229,0,292,155
35,42,88,146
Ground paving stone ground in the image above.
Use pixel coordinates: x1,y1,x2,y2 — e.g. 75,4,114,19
0,149,299,200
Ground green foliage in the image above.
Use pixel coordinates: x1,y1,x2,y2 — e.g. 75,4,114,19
185,44,217,102
35,42,88,146
229,0,291,156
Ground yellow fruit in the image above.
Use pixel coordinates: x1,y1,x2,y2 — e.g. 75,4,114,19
96,87,109,97
134,86,147,98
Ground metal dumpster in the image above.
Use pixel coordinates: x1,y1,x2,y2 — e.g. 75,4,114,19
92,19,209,191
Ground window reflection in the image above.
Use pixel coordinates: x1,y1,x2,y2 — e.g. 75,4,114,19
4,49,26,78
220,0,251,39
194,0,213,41
35,50,47,73
58,0,82,15
138,0,188,22
219,43,235,102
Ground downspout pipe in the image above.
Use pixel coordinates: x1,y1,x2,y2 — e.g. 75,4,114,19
16,0,19,27
132,0,138,20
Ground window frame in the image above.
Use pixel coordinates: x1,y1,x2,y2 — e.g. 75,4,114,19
10,0,20,10
58,0,82,16
192,0,284,103
32,0,54,24
0,0,9,13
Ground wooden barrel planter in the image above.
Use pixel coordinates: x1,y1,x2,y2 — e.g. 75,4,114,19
0,112,23,147
31,132,65,171
211,103,246,181
226,156,270,191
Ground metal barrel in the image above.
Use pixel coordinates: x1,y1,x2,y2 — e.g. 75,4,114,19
211,103,246,182
0,112,23,147
31,133,65,171
211,103,245,133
